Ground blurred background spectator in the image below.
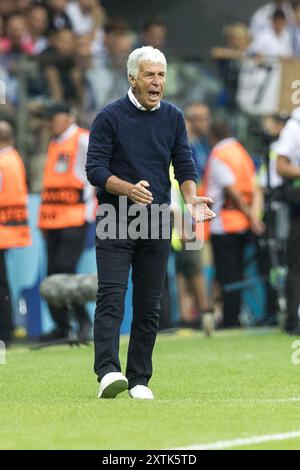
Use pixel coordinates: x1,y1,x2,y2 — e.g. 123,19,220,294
185,102,211,181
137,18,167,51
0,1,16,37
78,19,135,125
291,0,300,56
211,23,251,109
249,8,293,58
38,28,83,106
27,4,49,55
0,14,34,55
46,0,72,34
250,0,294,36
66,0,106,55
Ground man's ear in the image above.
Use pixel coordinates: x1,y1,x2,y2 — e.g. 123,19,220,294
128,74,136,87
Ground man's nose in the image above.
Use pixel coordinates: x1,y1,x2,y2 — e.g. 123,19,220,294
152,76,160,86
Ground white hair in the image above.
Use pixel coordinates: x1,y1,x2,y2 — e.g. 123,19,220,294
127,46,167,79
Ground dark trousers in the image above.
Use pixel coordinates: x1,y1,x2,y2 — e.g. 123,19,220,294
0,250,13,342
286,215,300,331
211,232,248,327
94,224,171,389
254,235,279,322
45,224,89,331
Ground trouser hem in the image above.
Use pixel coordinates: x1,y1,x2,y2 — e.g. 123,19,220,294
96,365,121,383
127,378,148,389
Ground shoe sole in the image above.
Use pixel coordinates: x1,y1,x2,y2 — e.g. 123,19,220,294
99,379,128,399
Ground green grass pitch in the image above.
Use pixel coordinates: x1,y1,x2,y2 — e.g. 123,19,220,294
1,329,300,450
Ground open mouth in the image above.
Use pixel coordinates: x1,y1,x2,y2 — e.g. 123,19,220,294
148,90,160,101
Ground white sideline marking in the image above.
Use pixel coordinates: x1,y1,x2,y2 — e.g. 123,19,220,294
224,397,300,404
158,396,300,405
173,430,300,450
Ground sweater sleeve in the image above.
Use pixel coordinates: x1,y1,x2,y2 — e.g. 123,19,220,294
171,110,198,185
86,110,116,189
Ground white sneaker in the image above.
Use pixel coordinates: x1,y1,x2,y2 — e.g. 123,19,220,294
98,372,128,399
129,385,154,400
202,312,215,337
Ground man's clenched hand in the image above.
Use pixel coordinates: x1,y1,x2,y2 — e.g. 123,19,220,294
128,180,154,205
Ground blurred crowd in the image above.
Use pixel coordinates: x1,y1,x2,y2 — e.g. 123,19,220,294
1,0,300,340
1,0,300,112
1,1,300,180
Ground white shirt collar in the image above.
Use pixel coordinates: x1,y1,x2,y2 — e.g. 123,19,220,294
128,88,160,112
54,123,78,142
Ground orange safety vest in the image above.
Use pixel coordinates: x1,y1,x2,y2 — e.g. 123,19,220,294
196,186,210,242
0,147,31,249
198,139,255,237
38,127,89,229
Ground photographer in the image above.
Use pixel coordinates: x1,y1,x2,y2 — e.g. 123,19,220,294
275,107,300,335
253,115,288,325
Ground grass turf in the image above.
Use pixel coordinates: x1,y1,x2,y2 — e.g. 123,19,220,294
1,328,300,450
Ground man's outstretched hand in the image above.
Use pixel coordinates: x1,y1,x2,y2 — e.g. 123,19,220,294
187,196,216,222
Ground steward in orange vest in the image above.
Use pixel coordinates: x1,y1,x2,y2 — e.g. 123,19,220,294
0,148,31,248
201,137,256,235
0,121,31,343
38,125,90,230
37,103,95,343
198,121,263,328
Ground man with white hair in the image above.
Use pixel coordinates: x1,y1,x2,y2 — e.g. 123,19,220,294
276,107,300,335
86,46,215,400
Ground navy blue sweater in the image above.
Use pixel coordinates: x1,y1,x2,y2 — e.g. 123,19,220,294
86,94,197,206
